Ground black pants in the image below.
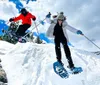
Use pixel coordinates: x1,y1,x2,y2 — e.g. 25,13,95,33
54,36,74,68
16,24,31,36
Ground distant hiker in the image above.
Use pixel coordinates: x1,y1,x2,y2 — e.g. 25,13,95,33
46,12,83,71
9,8,36,37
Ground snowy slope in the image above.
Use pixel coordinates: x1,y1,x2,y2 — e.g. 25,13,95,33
0,41,14,55
0,41,100,85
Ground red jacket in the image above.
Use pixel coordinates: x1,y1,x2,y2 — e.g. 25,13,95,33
13,12,36,25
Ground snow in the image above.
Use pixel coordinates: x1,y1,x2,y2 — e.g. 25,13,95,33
0,1,100,85
0,41,100,85
0,41,14,55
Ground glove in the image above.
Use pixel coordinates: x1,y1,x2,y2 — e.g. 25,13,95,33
77,30,83,35
32,18,36,21
2,29,5,33
46,12,51,18
9,18,14,22
53,15,57,18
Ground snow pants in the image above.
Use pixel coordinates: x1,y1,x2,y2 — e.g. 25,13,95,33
54,36,74,68
16,24,31,36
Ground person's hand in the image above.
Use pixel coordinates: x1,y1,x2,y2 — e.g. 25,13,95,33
9,18,14,22
46,12,51,18
2,29,5,33
53,15,57,18
32,18,36,21
77,30,83,35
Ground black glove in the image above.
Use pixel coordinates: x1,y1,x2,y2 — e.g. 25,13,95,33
53,15,57,18
9,18,14,22
32,18,36,21
2,29,5,33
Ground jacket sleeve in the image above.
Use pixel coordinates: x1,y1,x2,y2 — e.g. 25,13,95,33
29,13,36,20
14,14,21,22
46,17,52,24
46,17,57,24
66,24,78,33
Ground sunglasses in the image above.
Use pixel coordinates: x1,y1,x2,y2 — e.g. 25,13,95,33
58,19,63,21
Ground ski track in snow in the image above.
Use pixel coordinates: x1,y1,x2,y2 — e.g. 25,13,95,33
0,41,100,85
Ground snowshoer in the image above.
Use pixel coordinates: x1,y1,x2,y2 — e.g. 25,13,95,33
9,8,36,37
46,12,83,72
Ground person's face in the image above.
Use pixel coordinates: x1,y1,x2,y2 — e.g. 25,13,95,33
58,19,63,25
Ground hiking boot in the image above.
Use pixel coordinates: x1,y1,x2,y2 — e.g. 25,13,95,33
58,60,64,66
70,67,82,74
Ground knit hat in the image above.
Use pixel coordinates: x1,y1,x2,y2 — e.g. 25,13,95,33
20,8,27,13
57,12,65,21
20,8,28,16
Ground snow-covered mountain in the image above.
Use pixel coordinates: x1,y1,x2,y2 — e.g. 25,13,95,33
0,0,100,84
0,41,100,85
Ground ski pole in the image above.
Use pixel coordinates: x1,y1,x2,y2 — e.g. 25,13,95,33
83,34,100,50
34,21,42,43
34,21,40,36
6,21,10,24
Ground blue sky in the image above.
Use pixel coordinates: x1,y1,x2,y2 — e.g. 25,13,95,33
9,0,23,12
0,0,100,51
0,20,8,35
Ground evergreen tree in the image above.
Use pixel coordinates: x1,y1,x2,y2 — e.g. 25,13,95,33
2,22,19,44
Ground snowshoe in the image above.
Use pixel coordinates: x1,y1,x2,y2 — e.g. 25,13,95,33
70,67,83,74
53,61,69,78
